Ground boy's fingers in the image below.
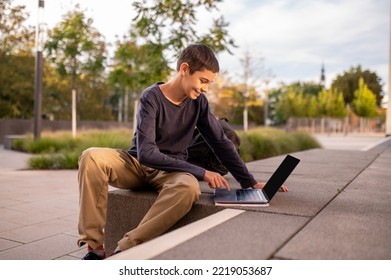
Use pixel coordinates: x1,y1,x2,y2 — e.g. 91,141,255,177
222,177,230,191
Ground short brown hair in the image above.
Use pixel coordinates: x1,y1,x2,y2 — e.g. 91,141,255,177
176,43,220,74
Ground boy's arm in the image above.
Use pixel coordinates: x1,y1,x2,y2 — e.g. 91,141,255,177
196,100,257,189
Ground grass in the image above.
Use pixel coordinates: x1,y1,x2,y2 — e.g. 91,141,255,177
12,127,321,169
12,129,133,169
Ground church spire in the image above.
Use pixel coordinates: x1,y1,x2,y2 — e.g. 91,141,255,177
320,63,326,87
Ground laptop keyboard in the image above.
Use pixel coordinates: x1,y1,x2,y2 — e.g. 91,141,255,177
236,189,266,201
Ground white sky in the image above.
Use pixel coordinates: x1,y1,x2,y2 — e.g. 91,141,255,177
14,0,391,101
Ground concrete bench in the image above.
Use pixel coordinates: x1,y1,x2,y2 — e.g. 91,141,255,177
104,182,224,253
3,135,27,150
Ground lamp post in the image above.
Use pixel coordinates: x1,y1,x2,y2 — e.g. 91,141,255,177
386,1,391,136
33,0,45,140
242,52,250,132
263,80,270,127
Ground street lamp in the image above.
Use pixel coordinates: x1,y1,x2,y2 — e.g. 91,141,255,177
33,0,45,140
387,1,391,136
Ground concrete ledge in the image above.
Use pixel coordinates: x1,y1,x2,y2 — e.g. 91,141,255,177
108,209,246,260
3,135,26,150
105,184,222,253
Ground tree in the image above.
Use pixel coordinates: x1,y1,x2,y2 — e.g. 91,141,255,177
207,73,264,126
274,85,347,125
352,78,377,118
269,81,321,124
108,37,170,122
239,50,272,130
131,0,236,56
284,81,323,97
45,5,109,122
317,87,347,118
275,90,308,122
0,55,35,118
0,0,34,55
0,0,35,118
331,65,383,106
45,5,106,89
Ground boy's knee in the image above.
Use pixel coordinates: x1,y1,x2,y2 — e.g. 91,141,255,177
79,147,105,167
177,174,201,202
79,147,95,164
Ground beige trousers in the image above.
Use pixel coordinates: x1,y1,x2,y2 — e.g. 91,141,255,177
77,147,201,251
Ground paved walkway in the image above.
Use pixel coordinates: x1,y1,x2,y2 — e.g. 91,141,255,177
314,133,386,151
0,148,83,259
0,134,390,260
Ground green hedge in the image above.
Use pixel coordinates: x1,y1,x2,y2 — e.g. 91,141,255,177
12,128,320,169
237,128,321,162
12,129,132,169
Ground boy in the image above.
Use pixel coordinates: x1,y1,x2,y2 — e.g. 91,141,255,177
78,43,287,260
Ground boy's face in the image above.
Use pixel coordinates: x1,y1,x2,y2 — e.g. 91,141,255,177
181,63,216,100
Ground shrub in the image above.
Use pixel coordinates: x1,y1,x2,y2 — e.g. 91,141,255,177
14,129,133,169
14,127,320,169
291,131,322,151
238,128,320,162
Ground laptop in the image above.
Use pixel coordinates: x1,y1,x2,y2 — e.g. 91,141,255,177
214,155,300,207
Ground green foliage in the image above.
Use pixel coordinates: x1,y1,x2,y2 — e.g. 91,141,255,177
0,54,35,118
0,0,35,118
283,81,323,97
352,78,378,117
13,128,319,169
274,84,347,124
12,129,132,169
271,82,325,124
44,5,112,120
317,87,347,118
28,153,79,170
109,38,171,99
131,0,236,55
45,5,106,82
275,90,309,122
331,65,383,106
237,128,321,162
0,0,35,55
209,74,265,125
13,133,80,154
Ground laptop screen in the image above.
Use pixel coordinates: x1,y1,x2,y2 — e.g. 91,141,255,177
263,155,300,200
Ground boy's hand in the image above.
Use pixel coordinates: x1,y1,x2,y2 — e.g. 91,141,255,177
253,182,288,192
204,170,230,191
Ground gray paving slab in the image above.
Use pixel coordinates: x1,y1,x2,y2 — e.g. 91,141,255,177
153,211,309,260
0,146,31,170
0,219,75,243
0,151,81,260
0,205,76,226
275,188,391,259
0,238,21,251
218,148,381,217
315,134,386,150
0,220,23,233
247,149,378,182
275,147,391,260
0,234,78,260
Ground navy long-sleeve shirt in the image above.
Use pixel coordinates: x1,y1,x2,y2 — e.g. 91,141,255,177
128,83,256,188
